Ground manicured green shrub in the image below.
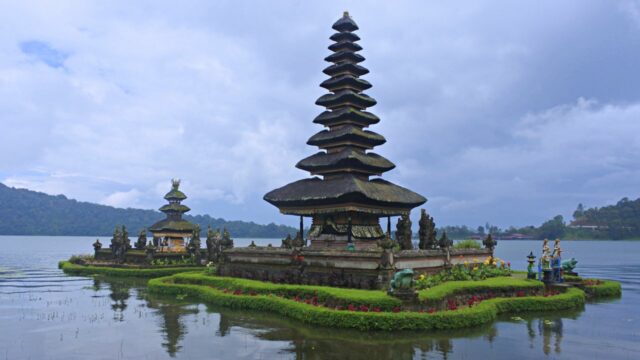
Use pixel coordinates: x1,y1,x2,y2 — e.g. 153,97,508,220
170,273,402,310
419,277,544,303
58,261,201,278
453,239,482,249
147,276,585,331
583,279,621,298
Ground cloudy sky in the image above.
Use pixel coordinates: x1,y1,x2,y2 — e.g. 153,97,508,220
2,0,640,229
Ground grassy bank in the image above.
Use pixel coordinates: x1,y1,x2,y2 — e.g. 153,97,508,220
583,279,622,298
58,261,201,278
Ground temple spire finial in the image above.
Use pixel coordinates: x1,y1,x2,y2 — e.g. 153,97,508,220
343,11,349,17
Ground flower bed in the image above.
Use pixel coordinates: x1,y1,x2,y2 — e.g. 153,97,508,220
147,273,586,331
58,261,201,278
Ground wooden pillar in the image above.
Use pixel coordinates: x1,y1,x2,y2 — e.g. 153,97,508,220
347,216,353,244
299,215,305,247
387,216,391,237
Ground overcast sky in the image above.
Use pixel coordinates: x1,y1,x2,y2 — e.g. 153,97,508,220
2,1,640,229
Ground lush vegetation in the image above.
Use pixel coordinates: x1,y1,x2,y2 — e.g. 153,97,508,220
453,239,481,249
147,274,586,331
58,261,200,277
435,197,640,240
415,258,512,289
0,182,295,237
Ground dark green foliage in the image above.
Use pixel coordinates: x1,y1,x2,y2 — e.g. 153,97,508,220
537,215,566,239
58,261,199,277
0,183,296,237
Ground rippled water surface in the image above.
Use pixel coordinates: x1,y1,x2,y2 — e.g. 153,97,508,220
1,236,639,359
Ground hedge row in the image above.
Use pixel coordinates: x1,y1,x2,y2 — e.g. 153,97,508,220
584,279,622,298
147,276,585,331
170,273,402,310
58,261,201,278
419,277,544,302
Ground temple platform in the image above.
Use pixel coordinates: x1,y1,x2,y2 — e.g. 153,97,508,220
219,247,492,290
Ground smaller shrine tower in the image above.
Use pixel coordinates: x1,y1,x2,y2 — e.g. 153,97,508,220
149,179,196,252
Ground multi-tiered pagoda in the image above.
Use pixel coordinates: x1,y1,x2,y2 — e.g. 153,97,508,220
265,12,426,250
150,179,196,252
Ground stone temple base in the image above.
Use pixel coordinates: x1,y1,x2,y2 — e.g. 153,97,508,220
219,247,492,290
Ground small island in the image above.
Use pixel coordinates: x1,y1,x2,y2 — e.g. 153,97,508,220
61,12,620,331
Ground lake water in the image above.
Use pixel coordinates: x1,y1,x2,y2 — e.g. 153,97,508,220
0,236,639,359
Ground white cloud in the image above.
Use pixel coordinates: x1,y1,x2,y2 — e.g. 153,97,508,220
1,1,639,228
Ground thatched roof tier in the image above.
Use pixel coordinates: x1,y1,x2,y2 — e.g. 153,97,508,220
297,149,394,176
307,125,385,149
264,175,425,216
323,62,369,77
316,90,376,110
324,51,365,64
149,219,195,234
159,203,191,213
313,108,379,127
328,41,362,53
332,11,359,32
320,75,371,92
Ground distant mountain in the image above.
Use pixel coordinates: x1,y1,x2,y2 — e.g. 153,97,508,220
0,183,296,238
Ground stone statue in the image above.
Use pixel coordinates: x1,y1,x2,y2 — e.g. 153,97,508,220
396,214,413,250
121,226,131,250
418,209,437,250
389,269,415,292
145,240,157,263
438,231,452,250
93,238,102,251
135,229,147,250
483,233,497,251
189,225,201,263
205,226,218,262
281,234,293,249
292,231,304,248
110,226,127,262
562,258,578,274
221,227,233,250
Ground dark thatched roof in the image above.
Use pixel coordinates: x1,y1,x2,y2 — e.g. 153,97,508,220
313,108,379,127
332,12,359,32
149,219,196,233
316,90,376,109
320,75,371,92
307,126,385,148
297,149,395,175
324,51,365,64
264,175,426,216
159,203,191,213
323,62,369,77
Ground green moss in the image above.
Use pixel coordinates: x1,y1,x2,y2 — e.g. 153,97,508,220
58,261,200,278
147,275,585,331
584,279,622,298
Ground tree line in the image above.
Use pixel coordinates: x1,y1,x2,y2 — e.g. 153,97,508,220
0,183,296,238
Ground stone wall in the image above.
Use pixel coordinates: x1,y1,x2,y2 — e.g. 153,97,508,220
219,247,493,290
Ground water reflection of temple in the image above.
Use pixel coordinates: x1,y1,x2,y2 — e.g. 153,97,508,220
145,298,198,357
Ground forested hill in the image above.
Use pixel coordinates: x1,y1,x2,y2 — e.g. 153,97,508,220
0,183,296,238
